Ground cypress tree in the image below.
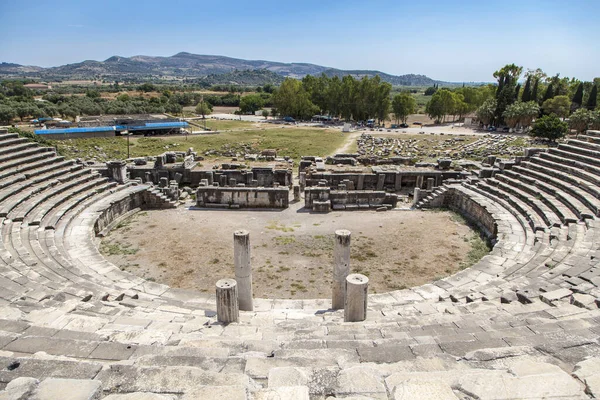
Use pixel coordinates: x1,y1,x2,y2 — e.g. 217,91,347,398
522,76,532,102
572,82,584,106
542,84,554,104
532,79,539,103
587,85,598,110
514,84,521,102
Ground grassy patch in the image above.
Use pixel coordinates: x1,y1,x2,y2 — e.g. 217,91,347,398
274,236,296,245
100,242,138,256
462,233,491,269
53,127,345,162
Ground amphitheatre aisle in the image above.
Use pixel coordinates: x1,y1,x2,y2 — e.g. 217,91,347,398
1,129,600,398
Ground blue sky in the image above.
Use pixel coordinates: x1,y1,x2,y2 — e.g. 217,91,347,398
1,0,598,82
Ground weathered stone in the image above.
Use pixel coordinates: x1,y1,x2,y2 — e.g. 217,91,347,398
344,274,368,322
540,288,572,305
573,357,600,398
333,230,351,309
33,378,101,400
216,279,239,324
0,377,38,400
233,230,253,311
392,380,458,400
254,386,310,400
102,394,176,400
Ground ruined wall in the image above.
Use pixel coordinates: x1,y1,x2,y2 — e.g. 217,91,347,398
442,187,497,242
196,187,290,209
93,189,146,235
305,170,465,191
129,167,292,187
304,187,398,211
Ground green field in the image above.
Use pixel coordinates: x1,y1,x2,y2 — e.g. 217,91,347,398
54,127,346,162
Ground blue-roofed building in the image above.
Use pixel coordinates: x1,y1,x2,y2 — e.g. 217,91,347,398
34,116,189,140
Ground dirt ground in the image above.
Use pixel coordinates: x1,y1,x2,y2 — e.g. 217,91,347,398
100,202,485,299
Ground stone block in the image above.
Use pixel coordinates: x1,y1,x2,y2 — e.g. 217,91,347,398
392,380,458,400
539,288,572,305
33,378,101,400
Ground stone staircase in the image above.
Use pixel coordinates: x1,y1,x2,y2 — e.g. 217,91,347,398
1,131,600,398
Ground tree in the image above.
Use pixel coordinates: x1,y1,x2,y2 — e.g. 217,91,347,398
542,95,570,119
531,78,540,103
571,82,584,111
476,98,497,126
138,83,156,93
587,85,598,110
391,93,416,124
424,86,437,96
493,63,523,124
239,94,264,114
502,102,522,130
272,78,318,120
195,101,213,118
569,108,591,135
541,84,554,104
590,110,600,130
530,114,568,141
426,89,456,123
521,76,532,102
261,109,269,119
0,105,16,124
520,101,540,130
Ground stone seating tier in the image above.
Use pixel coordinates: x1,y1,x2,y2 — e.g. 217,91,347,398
1,132,600,397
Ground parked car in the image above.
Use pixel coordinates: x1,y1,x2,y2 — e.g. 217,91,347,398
283,116,295,123
488,126,497,132
399,123,409,128
502,127,510,132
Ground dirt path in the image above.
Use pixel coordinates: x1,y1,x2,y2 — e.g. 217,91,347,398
330,130,362,156
100,204,486,299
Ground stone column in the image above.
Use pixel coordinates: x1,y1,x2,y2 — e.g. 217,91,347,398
376,173,385,191
216,279,239,323
357,175,365,190
293,185,301,202
332,229,351,309
344,273,368,322
106,161,128,184
416,175,424,189
234,230,253,311
412,187,421,207
427,177,434,191
394,173,402,191
299,172,306,191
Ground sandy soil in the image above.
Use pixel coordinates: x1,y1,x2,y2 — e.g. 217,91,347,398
100,202,482,299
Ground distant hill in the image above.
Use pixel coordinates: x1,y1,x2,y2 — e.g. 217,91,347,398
0,52,449,86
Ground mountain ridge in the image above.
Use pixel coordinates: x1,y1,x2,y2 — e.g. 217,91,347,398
0,52,449,86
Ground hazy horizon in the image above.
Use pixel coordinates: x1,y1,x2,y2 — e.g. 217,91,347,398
1,0,598,82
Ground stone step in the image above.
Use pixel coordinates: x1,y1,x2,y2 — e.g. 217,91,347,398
496,172,579,224
567,138,600,153
42,182,123,230
515,164,599,218
30,181,118,228
10,174,106,223
549,147,600,169
0,170,96,219
472,180,546,232
0,141,37,157
527,159,600,215
0,132,19,141
0,146,54,165
0,152,59,179
0,138,29,149
488,177,562,228
0,164,85,205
